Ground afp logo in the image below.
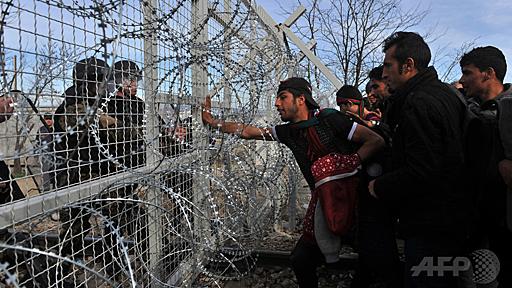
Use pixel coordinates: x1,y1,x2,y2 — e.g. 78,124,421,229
411,249,500,284
411,256,470,277
471,249,500,284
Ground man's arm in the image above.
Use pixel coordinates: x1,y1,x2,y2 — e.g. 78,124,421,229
350,124,385,162
202,96,274,140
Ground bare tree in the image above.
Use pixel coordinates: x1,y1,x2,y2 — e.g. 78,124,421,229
319,0,427,87
0,0,17,92
432,39,477,83
279,0,427,99
297,0,322,90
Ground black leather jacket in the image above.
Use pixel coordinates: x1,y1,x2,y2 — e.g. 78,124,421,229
375,67,469,235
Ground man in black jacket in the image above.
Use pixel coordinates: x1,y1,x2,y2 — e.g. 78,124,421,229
368,32,470,288
459,46,512,287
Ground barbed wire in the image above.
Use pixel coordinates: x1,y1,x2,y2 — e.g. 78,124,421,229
0,0,307,285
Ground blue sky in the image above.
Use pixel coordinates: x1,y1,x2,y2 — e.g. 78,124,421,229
256,0,512,83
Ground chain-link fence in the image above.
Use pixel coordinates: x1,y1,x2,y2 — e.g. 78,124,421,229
0,0,342,286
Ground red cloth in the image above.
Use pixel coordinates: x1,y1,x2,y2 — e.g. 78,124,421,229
310,153,360,236
301,112,360,240
302,172,359,241
315,176,359,235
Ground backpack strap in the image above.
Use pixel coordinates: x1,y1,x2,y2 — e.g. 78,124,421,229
306,124,330,161
292,108,339,129
290,108,338,160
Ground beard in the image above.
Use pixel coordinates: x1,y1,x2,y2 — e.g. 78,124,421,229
279,101,299,122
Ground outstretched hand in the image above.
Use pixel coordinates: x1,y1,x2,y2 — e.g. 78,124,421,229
202,95,214,126
344,110,374,127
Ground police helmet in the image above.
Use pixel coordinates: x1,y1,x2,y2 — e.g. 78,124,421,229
112,60,142,84
72,57,109,84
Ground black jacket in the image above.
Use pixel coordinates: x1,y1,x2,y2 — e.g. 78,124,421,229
374,67,469,235
52,85,146,186
466,84,512,227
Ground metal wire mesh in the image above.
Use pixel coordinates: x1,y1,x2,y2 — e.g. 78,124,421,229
0,0,317,286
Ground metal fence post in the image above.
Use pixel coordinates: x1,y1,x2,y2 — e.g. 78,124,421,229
190,0,209,286
143,0,162,285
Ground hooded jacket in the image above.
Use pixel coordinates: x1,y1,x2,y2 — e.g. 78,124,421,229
374,67,469,235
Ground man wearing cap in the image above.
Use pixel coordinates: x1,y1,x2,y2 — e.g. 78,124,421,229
336,84,381,127
203,77,385,287
107,60,146,168
52,58,117,268
53,57,112,187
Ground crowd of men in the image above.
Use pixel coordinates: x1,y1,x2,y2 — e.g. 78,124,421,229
0,29,511,287
202,31,512,288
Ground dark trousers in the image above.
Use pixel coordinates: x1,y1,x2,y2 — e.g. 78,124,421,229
404,233,467,288
290,237,324,288
352,191,402,288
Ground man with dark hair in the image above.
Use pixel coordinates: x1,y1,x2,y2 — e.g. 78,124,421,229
203,77,385,288
365,81,380,111
368,66,384,82
460,46,507,84
382,32,431,74
367,66,390,116
459,45,512,287
368,66,390,98
368,32,471,287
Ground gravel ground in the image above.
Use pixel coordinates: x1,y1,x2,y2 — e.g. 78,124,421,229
224,265,355,288
193,181,394,287
195,262,356,288
193,230,361,288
